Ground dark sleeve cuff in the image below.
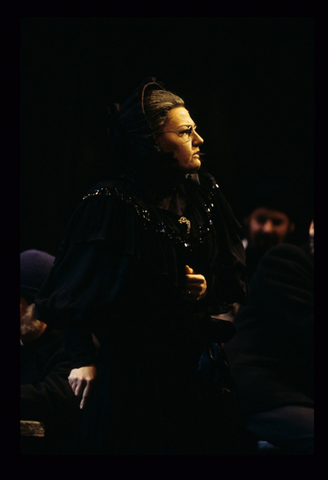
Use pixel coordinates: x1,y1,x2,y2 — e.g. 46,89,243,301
63,322,97,369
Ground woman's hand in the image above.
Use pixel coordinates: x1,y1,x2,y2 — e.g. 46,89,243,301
68,365,97,409
184,265,207,301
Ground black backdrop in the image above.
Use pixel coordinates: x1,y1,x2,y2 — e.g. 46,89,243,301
20,17,314,256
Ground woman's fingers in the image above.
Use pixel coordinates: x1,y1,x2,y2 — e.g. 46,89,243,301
185,265,194,274
68,376,84,397
185,275,207,293
74,380,85,397
184,266,207,301
184,281,207,300
68,366,97,408
80,383,92,409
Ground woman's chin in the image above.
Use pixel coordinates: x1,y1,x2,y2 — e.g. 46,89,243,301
188,159,201,173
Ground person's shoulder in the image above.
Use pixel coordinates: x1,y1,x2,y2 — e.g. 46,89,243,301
256,243,313,283
61,177,138,245
263,243,312,263
82,176,133,201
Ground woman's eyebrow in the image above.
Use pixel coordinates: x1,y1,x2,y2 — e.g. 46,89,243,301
177,123,196,129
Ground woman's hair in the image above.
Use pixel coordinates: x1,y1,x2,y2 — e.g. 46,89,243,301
142,87,185,136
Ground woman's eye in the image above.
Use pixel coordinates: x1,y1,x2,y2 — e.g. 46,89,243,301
180,127,192,136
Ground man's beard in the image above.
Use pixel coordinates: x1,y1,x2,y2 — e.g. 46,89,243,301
20,303,44,337
253,231,280,250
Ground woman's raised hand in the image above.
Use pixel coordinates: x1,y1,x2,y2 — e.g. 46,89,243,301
184,265,207,301
68,365,98,409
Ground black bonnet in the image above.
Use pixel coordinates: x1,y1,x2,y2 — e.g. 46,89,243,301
108,77,166,161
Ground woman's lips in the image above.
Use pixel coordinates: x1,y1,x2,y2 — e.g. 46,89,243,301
193,151,205,158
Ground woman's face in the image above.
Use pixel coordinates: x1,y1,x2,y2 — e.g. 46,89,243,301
156,107,204,174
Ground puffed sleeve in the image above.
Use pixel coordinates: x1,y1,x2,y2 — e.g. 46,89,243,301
35,183,141,368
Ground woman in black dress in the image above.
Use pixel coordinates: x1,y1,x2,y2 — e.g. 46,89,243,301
35,79,248,454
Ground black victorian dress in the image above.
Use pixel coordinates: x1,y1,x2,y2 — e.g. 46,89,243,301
35,166,247,454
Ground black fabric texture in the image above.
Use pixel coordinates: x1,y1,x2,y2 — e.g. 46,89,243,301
224,243,314,417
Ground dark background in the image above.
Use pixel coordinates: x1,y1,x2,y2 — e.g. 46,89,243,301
20,17,314,256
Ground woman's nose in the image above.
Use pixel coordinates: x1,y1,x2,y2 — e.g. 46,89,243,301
193,130,204,145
